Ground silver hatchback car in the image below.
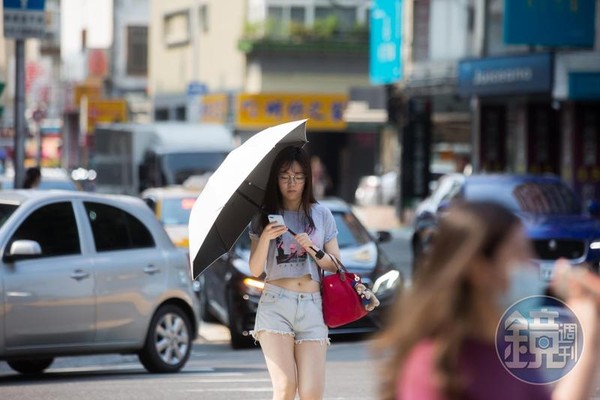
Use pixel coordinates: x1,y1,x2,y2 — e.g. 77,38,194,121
0,190,199,374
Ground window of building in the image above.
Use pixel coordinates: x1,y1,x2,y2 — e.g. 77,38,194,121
315,6,357,32
291,6,306,23
164,10,190,47
155,108,169,121
267,6,286,37
9,202,80,257
84,202,154,252
126,26,148,76
175,106,186,121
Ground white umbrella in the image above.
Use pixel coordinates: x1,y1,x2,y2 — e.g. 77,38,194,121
188,119,308,278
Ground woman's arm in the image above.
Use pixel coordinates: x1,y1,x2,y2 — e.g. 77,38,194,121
248,222,287,277
294,234,340,273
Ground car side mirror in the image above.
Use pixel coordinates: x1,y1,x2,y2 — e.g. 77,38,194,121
375,230,392,243
4,240,42,262
588,200,600,217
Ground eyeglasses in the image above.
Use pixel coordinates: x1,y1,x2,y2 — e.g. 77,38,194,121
278,174,306,184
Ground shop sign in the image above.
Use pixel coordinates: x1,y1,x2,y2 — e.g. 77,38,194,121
87,99,128,132
370,0,402,85
568,72,600,100
458,53,552,97
504,0,595,48
200,93,229,124
236,93,347,131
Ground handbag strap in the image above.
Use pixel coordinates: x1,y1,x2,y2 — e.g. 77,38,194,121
319,252,350,282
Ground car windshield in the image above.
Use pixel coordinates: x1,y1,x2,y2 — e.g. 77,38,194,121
333,211,372,248
163,152,228,184
161,197,196,225
466,180,581,214
0,203,18,228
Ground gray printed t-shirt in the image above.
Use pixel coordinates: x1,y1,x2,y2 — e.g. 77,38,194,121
248,203,338,283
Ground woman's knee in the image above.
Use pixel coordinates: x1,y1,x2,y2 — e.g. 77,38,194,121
298,384,324,400
272,376,297,400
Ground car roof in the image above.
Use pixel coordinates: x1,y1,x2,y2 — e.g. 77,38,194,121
464,173,564,185
0,189,143,206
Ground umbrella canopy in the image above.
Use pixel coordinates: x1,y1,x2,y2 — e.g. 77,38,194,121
188,119,308,279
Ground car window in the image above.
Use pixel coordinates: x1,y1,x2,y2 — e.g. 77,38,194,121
161,197,196,225
0,203,18,228
84,202,155,252
333,211,371,249
9,202,80,257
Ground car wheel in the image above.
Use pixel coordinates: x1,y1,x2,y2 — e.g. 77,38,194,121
138,305,192,373
7,358,54,375
227,291,255,350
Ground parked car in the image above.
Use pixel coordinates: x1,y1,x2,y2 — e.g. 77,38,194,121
0,190,199,375
198,198,403,349
141,182,205,248
0,168,79,191
355,171,398,206
412,174,600,279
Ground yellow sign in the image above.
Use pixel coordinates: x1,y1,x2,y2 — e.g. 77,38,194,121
87,99,128,132
200,93,229,124
74,83,102,106
236,93,347,131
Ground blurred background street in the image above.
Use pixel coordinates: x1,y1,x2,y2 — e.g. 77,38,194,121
0,0,599,398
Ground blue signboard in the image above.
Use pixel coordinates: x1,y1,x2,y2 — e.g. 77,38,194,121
187,81,208,96
504,0,595,47
3,0,46,39
370,0,402,85
569,72,600,100
458,53,552,97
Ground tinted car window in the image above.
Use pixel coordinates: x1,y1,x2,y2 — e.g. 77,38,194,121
85,202,154,251
334,211,371,249
9,202,80,257
466,181,581,214
0,203,18,228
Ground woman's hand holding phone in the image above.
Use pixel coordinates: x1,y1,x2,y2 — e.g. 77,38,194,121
261,214,287,241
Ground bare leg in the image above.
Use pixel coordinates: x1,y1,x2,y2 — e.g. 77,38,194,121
295,341,327,400
259,332,297,400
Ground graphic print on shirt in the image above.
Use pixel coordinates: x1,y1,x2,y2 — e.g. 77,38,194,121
275,229,316,267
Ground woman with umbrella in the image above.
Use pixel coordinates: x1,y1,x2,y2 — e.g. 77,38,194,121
248,146,340,400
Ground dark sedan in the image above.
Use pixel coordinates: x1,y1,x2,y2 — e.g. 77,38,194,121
198,199,403,348
412,174,600,278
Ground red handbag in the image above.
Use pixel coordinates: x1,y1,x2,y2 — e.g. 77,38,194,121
320,255,368,328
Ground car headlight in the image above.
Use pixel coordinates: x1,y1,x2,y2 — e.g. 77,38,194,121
242,277,265,297
372,270,401,295
590,239,600,250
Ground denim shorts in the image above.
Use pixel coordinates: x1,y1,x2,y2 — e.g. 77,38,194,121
251,283,329,345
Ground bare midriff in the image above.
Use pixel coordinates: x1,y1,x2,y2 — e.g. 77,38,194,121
269,274,320,293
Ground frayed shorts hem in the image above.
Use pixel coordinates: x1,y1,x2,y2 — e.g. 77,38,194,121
251,329,330,346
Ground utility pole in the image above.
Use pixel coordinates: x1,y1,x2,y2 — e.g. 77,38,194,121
470,0,489,173
13,39,26,188
3,0,48,188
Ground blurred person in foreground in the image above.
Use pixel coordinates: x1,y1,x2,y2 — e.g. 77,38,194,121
374,201,600,400
23,167,41,189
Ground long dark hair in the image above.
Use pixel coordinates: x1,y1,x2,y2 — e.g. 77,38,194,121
374,201,521,400
258,146,317,231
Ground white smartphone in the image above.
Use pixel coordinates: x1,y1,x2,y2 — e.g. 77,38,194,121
268,214,286,226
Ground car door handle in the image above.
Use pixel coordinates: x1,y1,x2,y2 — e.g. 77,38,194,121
144,265,160,275
70,269,90,280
